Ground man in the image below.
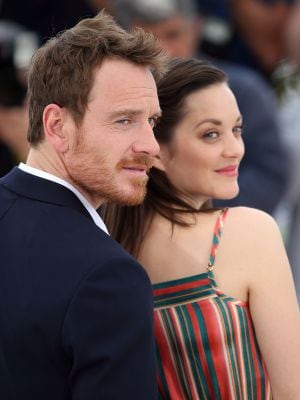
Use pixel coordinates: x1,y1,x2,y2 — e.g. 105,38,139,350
0,11,166,399
115,0,289,215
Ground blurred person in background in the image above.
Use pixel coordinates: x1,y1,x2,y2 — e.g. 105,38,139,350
196,0,295,80
0,21,36,176
0,0,94,43
272,0,300,301
114,0,289,215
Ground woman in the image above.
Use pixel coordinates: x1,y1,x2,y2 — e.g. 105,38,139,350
101,58,300,399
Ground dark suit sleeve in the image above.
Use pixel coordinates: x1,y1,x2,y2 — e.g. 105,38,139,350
61,256,157,400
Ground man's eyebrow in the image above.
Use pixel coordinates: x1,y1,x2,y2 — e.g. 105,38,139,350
108,108,162,119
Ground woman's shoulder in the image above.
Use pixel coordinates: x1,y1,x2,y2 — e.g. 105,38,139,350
224,206,282,243
226,206,277,225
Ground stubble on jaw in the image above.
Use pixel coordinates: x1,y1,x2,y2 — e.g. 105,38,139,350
65,141,152,207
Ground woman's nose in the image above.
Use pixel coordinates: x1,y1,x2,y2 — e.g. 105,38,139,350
223,134,245,159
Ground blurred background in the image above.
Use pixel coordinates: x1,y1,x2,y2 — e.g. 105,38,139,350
0,0,299,300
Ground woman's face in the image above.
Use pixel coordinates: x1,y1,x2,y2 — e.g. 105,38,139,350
158,82,245,208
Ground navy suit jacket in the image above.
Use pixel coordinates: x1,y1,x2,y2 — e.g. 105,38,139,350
0,167,157,399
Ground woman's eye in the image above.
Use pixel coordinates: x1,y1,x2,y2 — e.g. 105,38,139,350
203,131,219,140
148,117,158,128
233,126,243,135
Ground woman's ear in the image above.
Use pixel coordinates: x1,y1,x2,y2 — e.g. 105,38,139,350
43,104,69,154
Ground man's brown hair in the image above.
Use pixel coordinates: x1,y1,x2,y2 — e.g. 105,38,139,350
27,10,167,145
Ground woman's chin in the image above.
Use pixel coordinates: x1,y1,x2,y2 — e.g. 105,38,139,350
215,188,240,200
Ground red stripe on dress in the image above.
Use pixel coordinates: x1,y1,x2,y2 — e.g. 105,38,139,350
201,299,235,399
227,301,246,398
154,276,210,297
245,307,264,400
168,307,198,398
186,302,216,398
154,311,186,399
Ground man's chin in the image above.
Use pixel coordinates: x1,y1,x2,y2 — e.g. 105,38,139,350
101,185,146,206
121,190,147,206
117,178,148,205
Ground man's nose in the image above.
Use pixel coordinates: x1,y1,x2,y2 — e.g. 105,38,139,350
132,122,160,156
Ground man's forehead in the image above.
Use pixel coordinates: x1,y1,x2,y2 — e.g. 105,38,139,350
95,58,154,82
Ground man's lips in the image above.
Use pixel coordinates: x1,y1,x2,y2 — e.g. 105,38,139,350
215,165,239,177
122,164,150,175
123,164,148,170
119,156,154,174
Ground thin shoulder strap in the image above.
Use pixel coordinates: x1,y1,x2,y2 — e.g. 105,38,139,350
207,208,229,271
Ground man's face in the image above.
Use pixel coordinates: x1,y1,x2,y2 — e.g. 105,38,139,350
63,57,161,208
134,14,198,58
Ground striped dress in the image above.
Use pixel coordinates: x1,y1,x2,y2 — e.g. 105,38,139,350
153,209,272,399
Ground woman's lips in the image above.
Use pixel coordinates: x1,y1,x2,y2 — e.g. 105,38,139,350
215,165,239,177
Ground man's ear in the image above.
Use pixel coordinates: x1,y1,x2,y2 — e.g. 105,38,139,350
43,104,69,153
152,153,166,172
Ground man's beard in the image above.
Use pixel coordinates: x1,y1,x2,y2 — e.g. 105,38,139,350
113,154,153,205
65,142,153,207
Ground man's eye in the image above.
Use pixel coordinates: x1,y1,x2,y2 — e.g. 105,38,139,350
116,119,131,125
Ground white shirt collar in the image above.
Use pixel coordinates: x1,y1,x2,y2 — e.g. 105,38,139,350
18,163,109,234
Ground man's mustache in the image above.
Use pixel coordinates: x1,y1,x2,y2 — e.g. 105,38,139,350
118,155,154,171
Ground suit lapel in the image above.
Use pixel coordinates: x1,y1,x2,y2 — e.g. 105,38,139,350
0,167,92,220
